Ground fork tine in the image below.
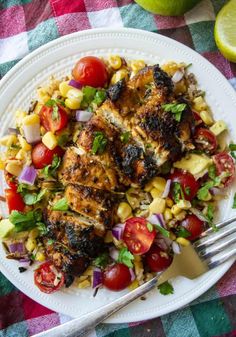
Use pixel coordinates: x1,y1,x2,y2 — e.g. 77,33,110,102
194,224,236,250
204,246,236,270
197,235,236,259
200,216,236,237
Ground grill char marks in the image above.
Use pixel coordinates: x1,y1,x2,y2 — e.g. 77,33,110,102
65,184,116,228
153,64,174,95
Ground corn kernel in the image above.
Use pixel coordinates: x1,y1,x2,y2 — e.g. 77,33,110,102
34,102,43,115
117,202,132,221
175,210,186,221
171,204,182,216
78,280,90,288
108,55,122,70
15,110,27,126
5,160,22,176
23,114,40,126
59,81,73,97
177,200,191,210
104,230,113,243
65,97,81,110
199,110,214,126
35,251,46,262
18,135,32,151
83,266,93,276
210,120,227,136
130,60,145,72
176,237,190,247
150,188,162,199
164,208,173,221
152,177,167,192
111,69,129,85
29,228,39,239
0,134,17,147
42,131,58,150
128,279,139,290
0,158,4,170
26,238,37,252
166,198,174,208
144,180,153,192
149,198,166,214
37,88,50,104
193,96,207,112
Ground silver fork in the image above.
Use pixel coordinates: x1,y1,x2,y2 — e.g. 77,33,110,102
33,215,236,337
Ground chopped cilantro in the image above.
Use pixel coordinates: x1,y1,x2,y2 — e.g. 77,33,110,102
80,86,97,108
162,103,187,122
231,152,236,160
47,239,55,245
208,164,216,180
91,131,108,155
120,132,130,143
23,189,46,205
17,183,31,194
185,63,192,69
206,204,214,222
185,187,191,196
94,252,109,268
118,247,134,268
52,104,59,120
41,155,61,178
232,193,236,209
176,226,191,238
154,224,170,238
52,197,69,211
172,182,185,203
37,222,48,235
9,210,43,232
147,222,154,232
92,89,107,107
229,144,236,151
57,133,69,147
158,281,174,295
197,173,230,201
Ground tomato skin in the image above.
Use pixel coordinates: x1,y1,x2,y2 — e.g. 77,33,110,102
213,152,235,187
32,142,64,169
169,170,199,201
40,105,68,133
194,128,217,154
4,171,17,190
72,56,108,88
103,263,132,291
5,188,25,213
180,214,205,241
193,112,203,125
145,245,173,272
34,261,65,294
123,217,156,255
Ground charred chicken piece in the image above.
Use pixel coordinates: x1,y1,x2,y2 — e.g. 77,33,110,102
65,184,116,228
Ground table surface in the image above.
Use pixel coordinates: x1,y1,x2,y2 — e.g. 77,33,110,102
0,0,236,336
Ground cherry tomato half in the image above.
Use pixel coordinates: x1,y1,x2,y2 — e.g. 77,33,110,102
169,169,199,201
4,171,17,190
123,217,156,255
180,214,205,241
193,111,203,126
103,263,132,291
5,188,25,213
72,56,108,88
32,142,64,169
39,105,68,133
145,245,173,272
213,152,235,187
194,128,217,154
34,261,65,294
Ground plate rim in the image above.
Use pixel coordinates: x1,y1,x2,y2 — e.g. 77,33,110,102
0,27,235,323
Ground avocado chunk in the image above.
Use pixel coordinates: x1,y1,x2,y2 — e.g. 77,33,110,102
0,219,14,238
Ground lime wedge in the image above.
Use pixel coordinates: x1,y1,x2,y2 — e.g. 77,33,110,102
214,0,236,62
134,0,201,16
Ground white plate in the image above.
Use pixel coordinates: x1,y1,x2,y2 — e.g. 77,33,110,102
0,28,236,323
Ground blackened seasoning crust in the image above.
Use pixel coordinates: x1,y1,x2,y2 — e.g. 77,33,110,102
153,65,173,95
107,79,125,101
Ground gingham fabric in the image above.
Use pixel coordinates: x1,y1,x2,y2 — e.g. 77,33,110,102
0,1,236,336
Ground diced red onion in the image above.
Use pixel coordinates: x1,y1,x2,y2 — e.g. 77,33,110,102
18,166,37,185
155,233,173,251
8,242,25,254
172,241,181,254
69,79,82,89
23,124,41,144
76,110,93,122
172,70,184,83
129,268,135,282
92,267,103,289
19,258,31,268
148,213,166,228
190,208,206,222
8,127,20,135
162,179,171,198
109,247,119,261
112,223,124,241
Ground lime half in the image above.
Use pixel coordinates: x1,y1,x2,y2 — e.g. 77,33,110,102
214,0,236,63
134,0,202,16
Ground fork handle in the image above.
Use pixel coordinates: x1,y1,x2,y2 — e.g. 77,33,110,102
33,275,160,337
